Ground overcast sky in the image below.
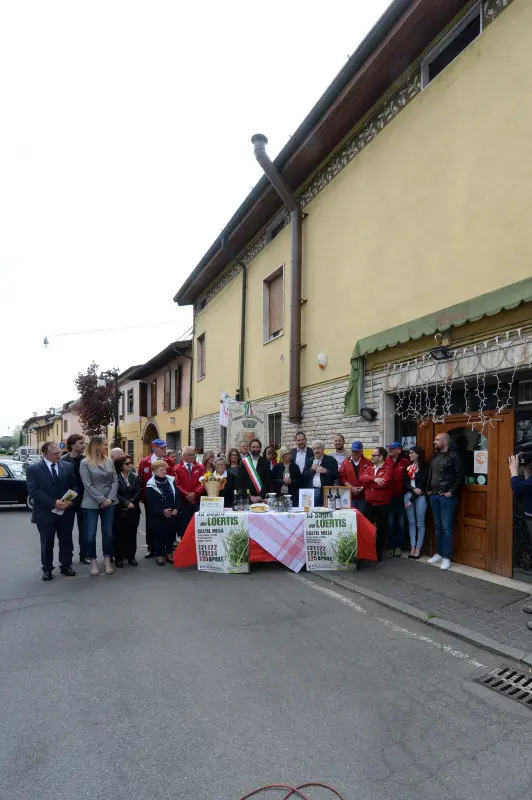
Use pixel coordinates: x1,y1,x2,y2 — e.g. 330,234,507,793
0,0,391,434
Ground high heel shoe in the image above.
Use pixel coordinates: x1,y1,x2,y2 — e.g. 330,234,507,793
90,559,100,577
103,557,114,575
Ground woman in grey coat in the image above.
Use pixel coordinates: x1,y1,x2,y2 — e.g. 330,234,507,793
79,437,118,576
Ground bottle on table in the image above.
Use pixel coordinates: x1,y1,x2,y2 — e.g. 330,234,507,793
233,490,239,512
327,489,334,510
243,489,250,511
334,489,341,510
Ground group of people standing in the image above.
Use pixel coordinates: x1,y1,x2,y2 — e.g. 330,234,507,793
26,436,203,579
211,430,463,569
26,426,463,580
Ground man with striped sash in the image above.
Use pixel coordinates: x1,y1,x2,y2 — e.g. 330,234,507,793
237,438,270,502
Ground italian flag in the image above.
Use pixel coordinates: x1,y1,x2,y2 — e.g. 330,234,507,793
243,455,262,494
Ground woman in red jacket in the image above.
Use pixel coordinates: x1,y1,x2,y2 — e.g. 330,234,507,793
360,447,393,562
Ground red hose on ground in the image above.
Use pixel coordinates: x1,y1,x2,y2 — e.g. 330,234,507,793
239,782,345,800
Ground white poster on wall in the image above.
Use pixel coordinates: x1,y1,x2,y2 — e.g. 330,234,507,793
473,450,488,475
227,403,267,450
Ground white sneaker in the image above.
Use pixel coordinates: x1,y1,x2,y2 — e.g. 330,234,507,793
440,558,451,571
427,554,442,565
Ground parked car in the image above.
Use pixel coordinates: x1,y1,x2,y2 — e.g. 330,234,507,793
12,449,20,461
9,461,26,477
22,453,42,473
0,460,33,510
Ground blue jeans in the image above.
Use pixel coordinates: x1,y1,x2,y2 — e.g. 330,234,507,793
387,495,405,549
83,506,115,559
404,493,427,549
429,495,458,560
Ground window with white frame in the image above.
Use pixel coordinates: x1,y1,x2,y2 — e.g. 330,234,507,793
421,3,481,89
263,267,284,343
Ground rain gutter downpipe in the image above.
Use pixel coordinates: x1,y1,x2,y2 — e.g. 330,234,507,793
221,235,247,402
251,133,302,423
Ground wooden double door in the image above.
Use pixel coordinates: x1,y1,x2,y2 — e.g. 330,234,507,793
417,410,514,577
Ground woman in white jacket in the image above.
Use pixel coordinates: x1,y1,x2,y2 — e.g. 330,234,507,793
144,460,181,566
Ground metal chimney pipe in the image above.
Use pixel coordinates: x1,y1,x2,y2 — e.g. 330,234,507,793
251,134,302,423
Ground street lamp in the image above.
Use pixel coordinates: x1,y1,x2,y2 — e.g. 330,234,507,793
98,371,119,447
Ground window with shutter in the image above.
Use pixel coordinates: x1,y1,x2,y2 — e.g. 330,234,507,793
268,412,282,448
263,268,284,342
151,381,158,416
197,334,206,380
139,383,148,417
176,363,183,408
163,372,171,412
170,370,176,410
194,428,204,453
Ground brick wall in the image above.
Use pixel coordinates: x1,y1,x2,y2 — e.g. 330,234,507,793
190,374,388,453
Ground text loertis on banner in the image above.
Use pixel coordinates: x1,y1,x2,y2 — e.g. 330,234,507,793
304,510,358,571
195,512,250,573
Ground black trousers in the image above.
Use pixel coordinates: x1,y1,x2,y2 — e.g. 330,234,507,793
37,514,75,572
178,502,198,538
74,506,87,558
153,517,179,557
143,504,154,553
114,509,140,561
364,503,389,561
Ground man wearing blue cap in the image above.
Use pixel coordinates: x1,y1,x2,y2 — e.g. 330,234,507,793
138,439,175,558
385,442,409,557
339,441,371,512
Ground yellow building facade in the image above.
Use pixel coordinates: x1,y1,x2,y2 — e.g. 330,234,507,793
176,0,532,578
111,342,192,466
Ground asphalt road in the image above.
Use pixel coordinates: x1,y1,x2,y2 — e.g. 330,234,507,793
1,506,532,800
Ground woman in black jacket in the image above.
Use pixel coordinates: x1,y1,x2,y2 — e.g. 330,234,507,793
145,460,181,566
271,446,301,506
403,446,429,559
114,456,142,567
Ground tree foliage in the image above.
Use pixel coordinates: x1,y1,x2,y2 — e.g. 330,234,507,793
0,435,15,451
74,363,119,437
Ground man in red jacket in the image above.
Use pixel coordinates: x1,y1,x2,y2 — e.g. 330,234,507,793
138,438,176,558
174,445,205,538
385,441,410,558
360,447,393,562
339,440,371,513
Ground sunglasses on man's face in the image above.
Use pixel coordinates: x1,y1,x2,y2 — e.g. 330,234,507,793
124,461,132,466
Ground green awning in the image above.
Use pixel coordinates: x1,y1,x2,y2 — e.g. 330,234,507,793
344,278,532,415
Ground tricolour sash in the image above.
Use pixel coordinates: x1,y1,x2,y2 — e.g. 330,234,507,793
242,455,262,494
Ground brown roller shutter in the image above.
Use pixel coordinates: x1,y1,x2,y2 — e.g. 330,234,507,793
139,383,148,417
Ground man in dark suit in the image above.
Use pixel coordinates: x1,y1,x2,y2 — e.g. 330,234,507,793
291,431,314,477
302,439,339,505
26,441,77,581
237,438,270,502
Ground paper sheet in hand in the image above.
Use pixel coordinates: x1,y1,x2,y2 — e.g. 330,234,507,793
51,489,78,516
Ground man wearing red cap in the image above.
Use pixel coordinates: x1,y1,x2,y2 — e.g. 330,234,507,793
138,438,175,558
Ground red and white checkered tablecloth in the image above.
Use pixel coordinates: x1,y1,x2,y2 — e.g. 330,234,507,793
247,512,306,573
